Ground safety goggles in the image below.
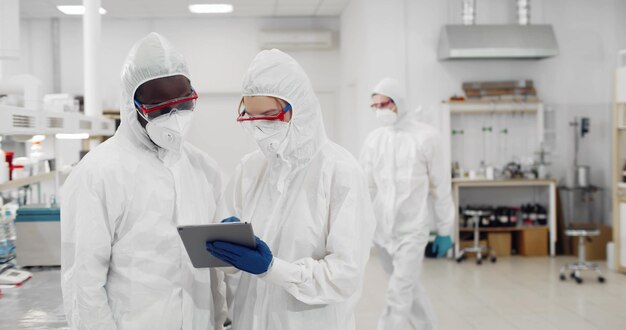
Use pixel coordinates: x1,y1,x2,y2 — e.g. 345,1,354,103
370,99,394,110
134,90,198,120
236,98,292,122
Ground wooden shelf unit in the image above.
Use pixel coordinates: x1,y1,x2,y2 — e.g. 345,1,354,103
452,179,557,257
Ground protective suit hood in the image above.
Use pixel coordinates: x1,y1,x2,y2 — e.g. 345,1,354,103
372,77,421,130
119,32,191,153
242,49,328,176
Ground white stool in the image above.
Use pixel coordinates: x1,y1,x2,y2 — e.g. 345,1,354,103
559,227,605,284
456,209,497,265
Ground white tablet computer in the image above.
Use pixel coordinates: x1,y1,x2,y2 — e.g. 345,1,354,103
177,222,256,268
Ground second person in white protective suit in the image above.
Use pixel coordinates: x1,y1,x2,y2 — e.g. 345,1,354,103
61,33,225,329
360,78,455,330
205,49,376,330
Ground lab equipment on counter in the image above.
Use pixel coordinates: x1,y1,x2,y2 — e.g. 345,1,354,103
0,160,8,184
14,204,61,267
0,204,18,263
568,117,592,188
43,93,79,113
29,141,43,176
0,263,32,288
12,157,30,180
0,139,7,184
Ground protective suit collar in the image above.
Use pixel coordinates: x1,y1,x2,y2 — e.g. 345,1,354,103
118,32,191,158
241,49,328,192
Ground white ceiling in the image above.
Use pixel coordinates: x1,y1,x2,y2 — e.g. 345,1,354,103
20,0,351,18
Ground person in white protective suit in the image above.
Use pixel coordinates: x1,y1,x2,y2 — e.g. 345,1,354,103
360,78,455,330
204,49,376,330
61,32,225,330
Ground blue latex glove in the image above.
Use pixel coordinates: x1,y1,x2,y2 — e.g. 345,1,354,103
206,236,273,275
432,235,453,258
221,216,241,223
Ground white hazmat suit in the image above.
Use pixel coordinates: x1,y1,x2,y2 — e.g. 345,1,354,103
360,78,455,330
61,33,224,330
221,49,376,330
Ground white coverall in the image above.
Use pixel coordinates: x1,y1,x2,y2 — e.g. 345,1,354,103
360,78,455,330
220,49,376,330
61,33,225,330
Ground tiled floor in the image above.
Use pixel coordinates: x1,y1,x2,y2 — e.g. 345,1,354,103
356,253,626,330
1,255,625,329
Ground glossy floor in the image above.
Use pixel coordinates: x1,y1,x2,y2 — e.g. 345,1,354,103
356,255,626,330
1,256,624,329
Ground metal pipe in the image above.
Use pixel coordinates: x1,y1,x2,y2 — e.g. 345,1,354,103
517,0,531,25
462,0,476,25
83,0,102,117
51,18,61,93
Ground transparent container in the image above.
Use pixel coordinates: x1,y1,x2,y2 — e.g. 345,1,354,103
0,210,16,263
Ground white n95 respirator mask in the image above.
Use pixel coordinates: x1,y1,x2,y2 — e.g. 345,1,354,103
143,110,193,152
376,109,398,126
243,120,290,158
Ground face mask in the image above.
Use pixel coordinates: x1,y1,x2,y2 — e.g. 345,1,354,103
376,109,398,126
144,110,193,152
243,120,290,158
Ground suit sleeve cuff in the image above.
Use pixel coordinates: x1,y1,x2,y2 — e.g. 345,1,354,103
258,257,301,288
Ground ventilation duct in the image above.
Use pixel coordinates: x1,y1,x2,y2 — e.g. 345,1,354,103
438,0,559,60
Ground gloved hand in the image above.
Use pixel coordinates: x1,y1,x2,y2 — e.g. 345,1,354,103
206,236,273,275
431,235,453,258
221,216,241,223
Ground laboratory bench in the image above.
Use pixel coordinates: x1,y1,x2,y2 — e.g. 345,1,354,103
0,268,67,329
452,178,557,258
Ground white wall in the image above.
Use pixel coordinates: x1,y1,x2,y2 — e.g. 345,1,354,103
15,16,341,178
339,0,626,224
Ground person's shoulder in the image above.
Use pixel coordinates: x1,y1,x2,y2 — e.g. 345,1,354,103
320,141,364,175
64,138,129,189
407,122,439,143
184,142,220,171
360,127,389,154
75,137,128,172
364,127,387,142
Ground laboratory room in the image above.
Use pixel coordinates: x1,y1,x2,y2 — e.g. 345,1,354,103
2,0,626,329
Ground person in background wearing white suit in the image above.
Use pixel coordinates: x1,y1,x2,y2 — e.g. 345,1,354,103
360,78,455,330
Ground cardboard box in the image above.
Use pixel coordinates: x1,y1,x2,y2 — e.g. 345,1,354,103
569,224,612,261
517,227,549,256
488,232,512,257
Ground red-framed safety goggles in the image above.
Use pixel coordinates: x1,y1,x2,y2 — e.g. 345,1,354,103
134,89,198,120
236,99,292,122
370,99,394,110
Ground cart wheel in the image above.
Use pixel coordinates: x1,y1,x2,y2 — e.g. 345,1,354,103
570,272,576,279
598,276,605,283
575,277,583,284
456,255,465,263
559,274,566,281
476,258,483,265
491,256,497,263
